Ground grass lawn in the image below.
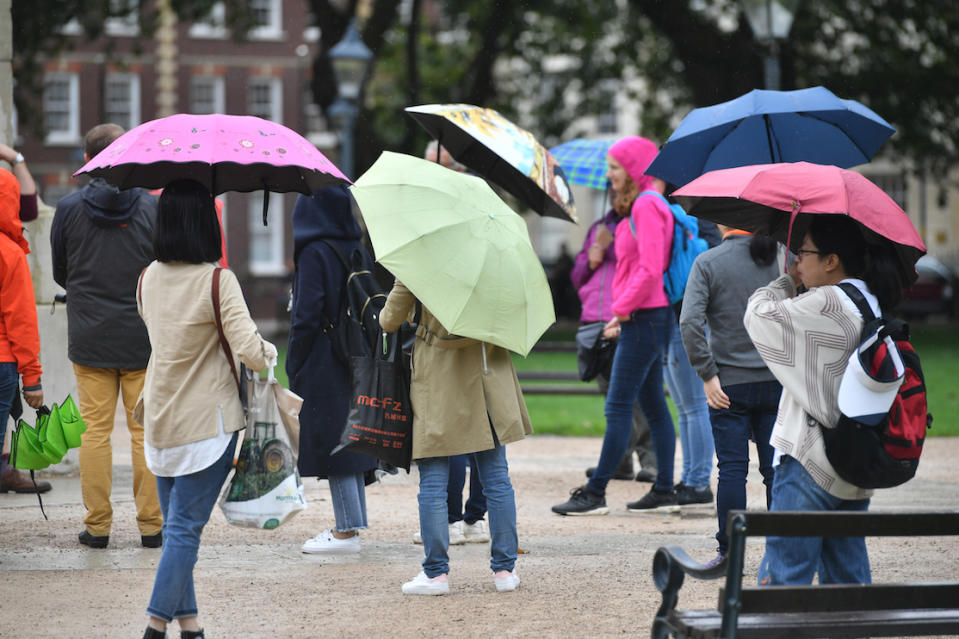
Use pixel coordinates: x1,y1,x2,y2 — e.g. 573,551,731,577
274,321,959,438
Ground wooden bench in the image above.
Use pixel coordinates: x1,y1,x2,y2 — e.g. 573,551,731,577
651,510,959,639
518,369,602,395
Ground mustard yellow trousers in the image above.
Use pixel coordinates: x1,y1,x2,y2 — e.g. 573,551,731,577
74,364,162,536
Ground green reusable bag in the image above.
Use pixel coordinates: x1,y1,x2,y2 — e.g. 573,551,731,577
38,403,68,462
57,395,87,449
11,414,52,471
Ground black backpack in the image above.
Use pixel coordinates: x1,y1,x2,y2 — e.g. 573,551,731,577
822,283,932,489
319,240,387,365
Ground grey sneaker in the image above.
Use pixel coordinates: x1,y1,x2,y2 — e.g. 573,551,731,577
626,487,680,513
676,484,713,505
551,486,609,516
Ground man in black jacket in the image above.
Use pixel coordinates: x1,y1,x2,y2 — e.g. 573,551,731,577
51,123,162,550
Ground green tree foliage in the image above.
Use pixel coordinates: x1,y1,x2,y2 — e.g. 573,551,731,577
13,0,958,177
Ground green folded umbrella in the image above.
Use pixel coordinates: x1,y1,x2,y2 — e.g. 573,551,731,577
57,395,87,448
39,402,68,462
351,151,555,356
11,414,53,470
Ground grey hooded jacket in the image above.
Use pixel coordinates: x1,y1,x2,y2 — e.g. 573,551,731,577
51,178,156,369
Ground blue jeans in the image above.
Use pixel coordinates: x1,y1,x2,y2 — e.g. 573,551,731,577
417,443,516,577
328,472,368,532
448,454,487,524
589,307,674,495
664,322,714,488
758,455,871,585
147,433,237,622
709,381,780,555
0,362,19,474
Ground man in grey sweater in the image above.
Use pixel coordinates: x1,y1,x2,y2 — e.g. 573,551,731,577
678,229,782,563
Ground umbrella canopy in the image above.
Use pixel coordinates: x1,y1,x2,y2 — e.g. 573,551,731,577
74,113,349,195
405,103,578,224
673,162,925,287
548,138,614,190
350,151,555,356
647,86,895,188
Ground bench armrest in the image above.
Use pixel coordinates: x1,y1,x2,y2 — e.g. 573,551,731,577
651,546,728,638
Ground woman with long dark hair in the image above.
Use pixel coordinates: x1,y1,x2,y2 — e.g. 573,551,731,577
744,214,904,585
680,228,783,566
138,179,276,638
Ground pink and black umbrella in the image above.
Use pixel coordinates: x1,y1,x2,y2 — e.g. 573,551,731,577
673,162,926,286
74,113,350,223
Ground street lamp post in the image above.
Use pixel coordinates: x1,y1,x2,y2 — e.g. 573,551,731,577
328,19,372,180
739,0,800,90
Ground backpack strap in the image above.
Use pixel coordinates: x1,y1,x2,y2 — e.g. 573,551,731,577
837,282,877,323
212,268,242,395
629,190,675,238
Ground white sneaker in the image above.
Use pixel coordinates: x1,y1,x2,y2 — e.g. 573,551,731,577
448,520,466,545
401,571,450,596
494,570,520,592
412,531,423,545
463,520,490,543
301,530,361,554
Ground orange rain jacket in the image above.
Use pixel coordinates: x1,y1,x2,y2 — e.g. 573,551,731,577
0,170,42,388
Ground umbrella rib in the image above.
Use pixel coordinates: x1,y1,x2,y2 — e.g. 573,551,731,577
762,114,780,163
797,112,872,162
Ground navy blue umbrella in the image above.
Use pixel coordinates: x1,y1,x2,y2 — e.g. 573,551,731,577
646,86,895,189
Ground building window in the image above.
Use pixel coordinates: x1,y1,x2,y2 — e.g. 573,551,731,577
44,72,80,145
189,1,227,38
190,76,225,114
104,73,140,130
596,82,618,135
105,0,139,36
249,0,282,39
247,77,282,123
248,192,285,276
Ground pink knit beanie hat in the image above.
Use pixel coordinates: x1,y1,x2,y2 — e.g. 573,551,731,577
608,136,659,193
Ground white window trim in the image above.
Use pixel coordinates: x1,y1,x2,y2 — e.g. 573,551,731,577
44,72,81,146
104,72,141,129
190,75,226,114
189,2,228,39
249,0,283,40
248,192,286,276
248,76,283,124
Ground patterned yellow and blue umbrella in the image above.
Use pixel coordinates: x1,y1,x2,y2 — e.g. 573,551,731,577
405,103,578,224
549,138,615,190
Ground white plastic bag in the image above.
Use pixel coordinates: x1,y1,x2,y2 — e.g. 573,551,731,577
219,368,307,529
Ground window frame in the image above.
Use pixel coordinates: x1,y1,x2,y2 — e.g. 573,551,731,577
247,192,286,277
103,72,141,130
43,72,81,146
190,75,226,115
247,76,283,123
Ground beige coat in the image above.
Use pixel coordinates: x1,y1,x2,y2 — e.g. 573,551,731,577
137,262,276,449
380,281,533,460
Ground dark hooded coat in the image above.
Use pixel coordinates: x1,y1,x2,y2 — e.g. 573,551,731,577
287,185,377,478
51,177,156,369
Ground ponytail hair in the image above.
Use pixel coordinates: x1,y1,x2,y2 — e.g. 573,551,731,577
807,215,903,312
748,235,778,267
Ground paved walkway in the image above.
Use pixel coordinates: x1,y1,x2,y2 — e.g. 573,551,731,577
1,427,957,638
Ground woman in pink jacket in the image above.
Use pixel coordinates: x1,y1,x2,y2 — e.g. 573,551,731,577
553,136,677,515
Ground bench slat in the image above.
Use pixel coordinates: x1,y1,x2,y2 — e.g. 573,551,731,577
731,510,959,537
670,608,959,639
719,582,959,614
519,385,601,395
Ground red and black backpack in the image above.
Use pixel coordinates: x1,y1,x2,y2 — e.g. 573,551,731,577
822,283,932,489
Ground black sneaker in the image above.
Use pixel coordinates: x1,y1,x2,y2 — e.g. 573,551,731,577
626,487,679,513
552,486,609,516
141,532,163,548
676,484,713,505
78,529,109,548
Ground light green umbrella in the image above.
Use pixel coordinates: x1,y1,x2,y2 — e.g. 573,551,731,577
351,151,555,356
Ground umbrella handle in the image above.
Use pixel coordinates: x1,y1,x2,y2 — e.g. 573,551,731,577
262,190,269,226
784,204,800,272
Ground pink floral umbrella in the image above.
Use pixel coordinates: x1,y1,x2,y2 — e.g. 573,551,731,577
674,162,926,286
74,113,350,223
